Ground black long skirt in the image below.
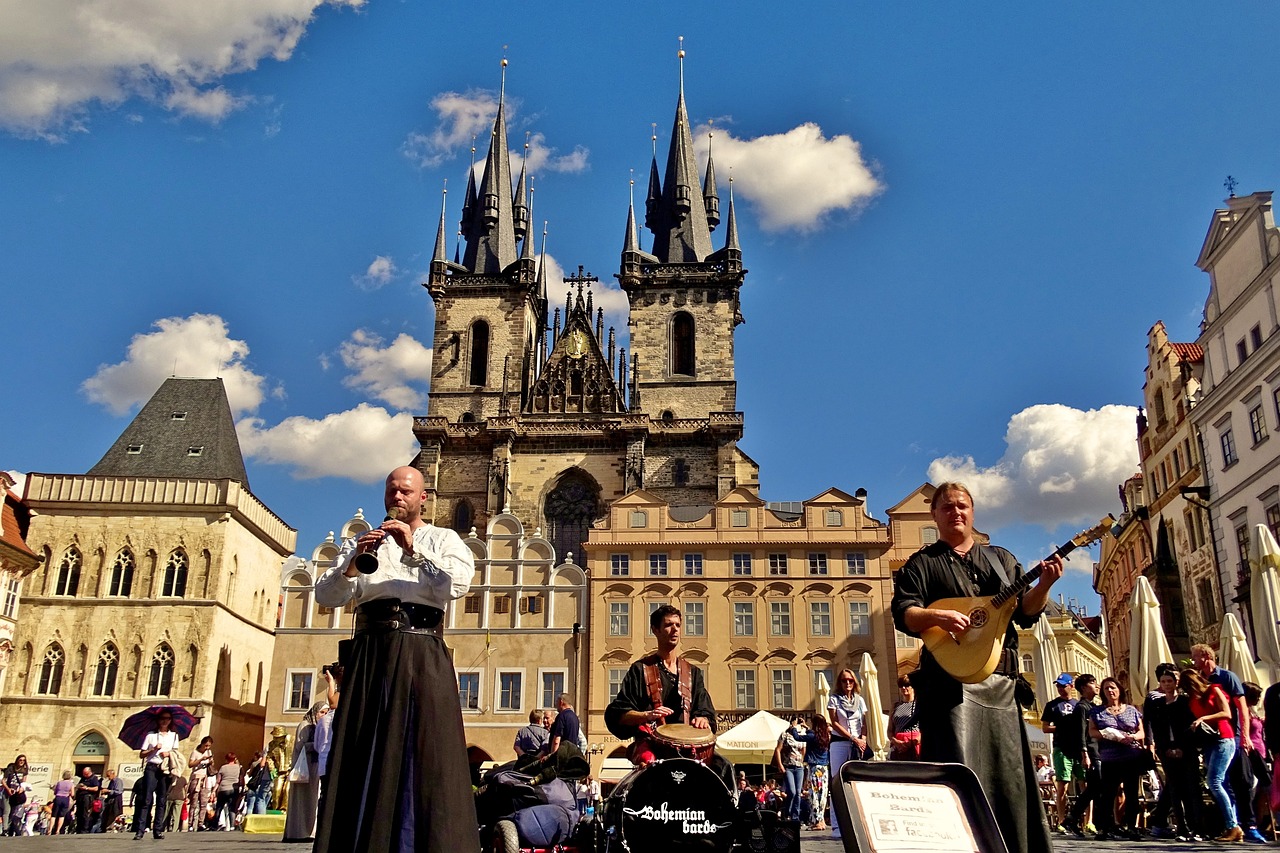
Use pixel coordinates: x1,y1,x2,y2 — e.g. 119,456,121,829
917,674,1052,853
313,629,479,853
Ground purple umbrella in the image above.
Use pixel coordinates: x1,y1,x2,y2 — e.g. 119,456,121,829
118,705,198,749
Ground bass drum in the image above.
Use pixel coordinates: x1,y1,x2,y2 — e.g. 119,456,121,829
605,758,736,853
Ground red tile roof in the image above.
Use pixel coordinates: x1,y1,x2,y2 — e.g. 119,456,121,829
1169,342,1204,363
1,490,36,561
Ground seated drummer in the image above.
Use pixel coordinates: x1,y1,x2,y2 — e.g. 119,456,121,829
605,605,734,787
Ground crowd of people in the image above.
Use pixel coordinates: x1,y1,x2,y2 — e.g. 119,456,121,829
1037,644,1280,843
0,758,125,836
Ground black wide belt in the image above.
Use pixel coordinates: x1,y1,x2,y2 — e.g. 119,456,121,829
355,600,445,637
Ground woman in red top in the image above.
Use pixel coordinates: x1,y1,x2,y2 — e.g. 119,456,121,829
1181,668,1238,842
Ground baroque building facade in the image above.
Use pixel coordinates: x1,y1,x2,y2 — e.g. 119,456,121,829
582,486,929,756
1138,321,1216,646
1190,190,1280,637
2,378,295,786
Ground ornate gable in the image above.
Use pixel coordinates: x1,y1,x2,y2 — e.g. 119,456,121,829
526,286,626,415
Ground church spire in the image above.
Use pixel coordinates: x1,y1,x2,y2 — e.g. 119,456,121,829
432,182,448,263
513,134,531,244
520,178,537,261
461,56,519,274
703,126,720,231
623,175,640,254
648,39,714,263
724,175,740,254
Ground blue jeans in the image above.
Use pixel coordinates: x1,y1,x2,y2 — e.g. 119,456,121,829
1205,736,1238,830
245,779,272,816
782,765,804,821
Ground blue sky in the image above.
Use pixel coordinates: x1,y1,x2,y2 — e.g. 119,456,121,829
4,2,1279,615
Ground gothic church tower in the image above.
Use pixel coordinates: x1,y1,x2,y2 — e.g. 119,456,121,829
414,55,756,563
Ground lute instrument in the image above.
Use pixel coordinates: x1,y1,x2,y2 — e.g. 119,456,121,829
920,516,1117,683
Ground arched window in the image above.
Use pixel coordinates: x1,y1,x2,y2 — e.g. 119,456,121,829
38,643,65,695
469,320,490,386
671,312,695,376
148,644,175,696
162,550,188,597
544,470,600,565
108,549,135,597
453,500,474,536
93,643,119,697
281,574,310,629
673,458,689,487
54,547,81,596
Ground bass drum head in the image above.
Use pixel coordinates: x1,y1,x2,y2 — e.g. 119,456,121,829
607,758,736,853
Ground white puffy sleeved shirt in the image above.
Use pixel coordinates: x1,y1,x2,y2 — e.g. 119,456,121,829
314,523,474,610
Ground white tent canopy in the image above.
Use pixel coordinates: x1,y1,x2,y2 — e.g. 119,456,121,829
716,710,792,764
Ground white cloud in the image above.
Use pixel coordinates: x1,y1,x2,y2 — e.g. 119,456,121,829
237,404,418,482
352,255,399,290
402,90,588,174
82,313,268,416
693,122,882,232
339,330,433,410
0,0,364,139
1063,548,1097,577
927,403,1140,530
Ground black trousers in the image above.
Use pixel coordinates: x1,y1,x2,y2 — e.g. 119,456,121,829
1095,754,1144,832
1151,751,1201,834
314,628,478,853
134,765,167,837
1227,744,1257,829
1068,762,1101,829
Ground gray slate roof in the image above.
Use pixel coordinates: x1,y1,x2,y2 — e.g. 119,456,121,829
88,377,250,486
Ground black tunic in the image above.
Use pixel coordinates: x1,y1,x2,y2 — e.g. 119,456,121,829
604,656,717,741
892,541,1052,853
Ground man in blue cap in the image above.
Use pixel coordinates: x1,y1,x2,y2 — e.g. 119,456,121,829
1040,673,1078,832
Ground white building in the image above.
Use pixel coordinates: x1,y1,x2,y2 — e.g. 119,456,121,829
1191,190,1280,636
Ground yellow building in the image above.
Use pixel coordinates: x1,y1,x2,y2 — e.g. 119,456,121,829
1,472,41,696
2,378,295,784
582,484,936,757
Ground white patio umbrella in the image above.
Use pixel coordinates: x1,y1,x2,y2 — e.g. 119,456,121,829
1031,613,1061,709
815,671,832,720
1219,611,1263,686
1128,575,1175,698
715,709,792,765
858,652,888,757
1249,524,1280,689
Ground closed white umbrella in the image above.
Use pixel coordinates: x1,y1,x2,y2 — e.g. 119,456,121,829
1219,611,1262,686
1249,524,1280,689
815,671,832,720
1128,576,1175,698
858,652,887,757
1031,613,1061,709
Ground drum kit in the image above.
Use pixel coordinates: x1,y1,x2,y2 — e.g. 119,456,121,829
603,724,737,853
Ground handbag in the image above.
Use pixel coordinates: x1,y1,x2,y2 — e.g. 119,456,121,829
1192,720,1222,749
288,752,310,783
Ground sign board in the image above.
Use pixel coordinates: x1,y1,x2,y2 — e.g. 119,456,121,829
118,762,145,806
73,731,111,759
847,781,978,853
24,763,53,802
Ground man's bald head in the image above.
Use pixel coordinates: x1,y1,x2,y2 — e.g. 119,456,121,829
385,466,430,525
